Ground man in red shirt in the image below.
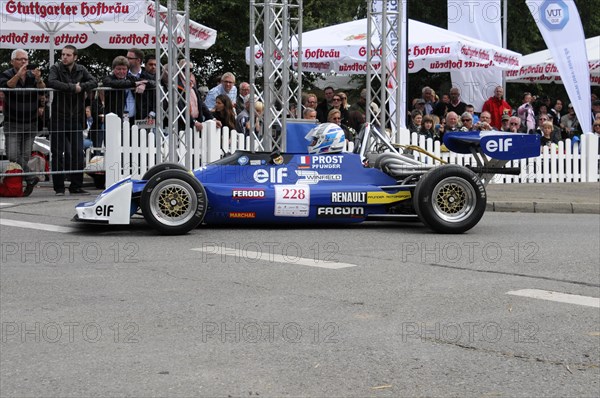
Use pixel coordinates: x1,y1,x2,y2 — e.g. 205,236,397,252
482,86,512,129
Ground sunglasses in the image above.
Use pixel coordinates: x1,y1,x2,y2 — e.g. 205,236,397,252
332,98,341,101
510,122,520,126
461,119,472,122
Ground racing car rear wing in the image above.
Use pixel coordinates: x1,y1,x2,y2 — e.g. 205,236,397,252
443,131,540,160
355,124,541,185
443,131,540,184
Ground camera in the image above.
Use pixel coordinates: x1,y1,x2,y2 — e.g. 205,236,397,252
26,64,39,70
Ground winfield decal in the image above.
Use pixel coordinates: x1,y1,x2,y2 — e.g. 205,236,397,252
316,206,365,218
295,170,342,184
331,192,367,204
229,212,256,219
366,191,411,204
232,189,266,199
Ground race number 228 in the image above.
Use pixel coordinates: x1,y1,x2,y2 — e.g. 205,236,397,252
282,188,306,200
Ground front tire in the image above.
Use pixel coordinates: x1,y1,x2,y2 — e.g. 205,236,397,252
140,170,207,235
142,162,188,181
413,165,486,234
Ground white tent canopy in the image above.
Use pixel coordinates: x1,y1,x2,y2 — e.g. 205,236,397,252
0,1,217,51
506,36,599,85
246,18,521,74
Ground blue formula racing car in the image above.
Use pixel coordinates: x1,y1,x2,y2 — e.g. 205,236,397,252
73,123,540,235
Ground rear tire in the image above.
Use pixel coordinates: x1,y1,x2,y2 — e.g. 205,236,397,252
142,162,188,181
140,170,207,235
413,165,486,234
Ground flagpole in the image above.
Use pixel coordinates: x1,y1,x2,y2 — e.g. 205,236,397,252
502,0,508,94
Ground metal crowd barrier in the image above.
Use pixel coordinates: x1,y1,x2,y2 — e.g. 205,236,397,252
0,86,156,189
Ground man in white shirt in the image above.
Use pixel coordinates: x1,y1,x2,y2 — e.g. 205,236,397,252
205,72,237,111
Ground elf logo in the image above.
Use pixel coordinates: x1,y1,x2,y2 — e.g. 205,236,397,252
480,134,540,160
485,138,512,152
95,205,114,217
253,168,288,183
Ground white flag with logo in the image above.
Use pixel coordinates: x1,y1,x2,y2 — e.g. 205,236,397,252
448,1,503,111
526,0,591,133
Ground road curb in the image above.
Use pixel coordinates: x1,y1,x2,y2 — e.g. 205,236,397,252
488,201,600,214
572,203,600,214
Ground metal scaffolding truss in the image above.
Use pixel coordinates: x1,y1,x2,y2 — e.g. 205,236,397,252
154,0,192,167
249,0,303,152
367,0,407,142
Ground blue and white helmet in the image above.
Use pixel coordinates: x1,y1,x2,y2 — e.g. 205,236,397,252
305,123,346,154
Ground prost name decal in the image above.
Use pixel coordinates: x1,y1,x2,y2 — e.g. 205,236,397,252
299,155,344,169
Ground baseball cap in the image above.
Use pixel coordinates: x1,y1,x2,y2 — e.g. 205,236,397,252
416,99,426,104
501,114,510,121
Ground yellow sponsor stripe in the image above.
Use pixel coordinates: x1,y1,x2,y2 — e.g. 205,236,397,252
366,191,411,204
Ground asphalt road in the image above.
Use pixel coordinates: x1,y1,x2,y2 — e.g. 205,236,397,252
1,197,599,397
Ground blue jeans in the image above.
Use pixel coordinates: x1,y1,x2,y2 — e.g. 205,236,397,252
50,118,84,192
3,121,38,184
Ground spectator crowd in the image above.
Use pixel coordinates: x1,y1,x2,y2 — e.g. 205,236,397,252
1,45,600,197
405,85,600,150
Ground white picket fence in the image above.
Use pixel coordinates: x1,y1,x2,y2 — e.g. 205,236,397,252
104,114,242,186
406,132,600,184
103,113,599,187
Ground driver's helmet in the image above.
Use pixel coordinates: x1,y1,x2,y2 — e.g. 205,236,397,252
305,123,346,154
